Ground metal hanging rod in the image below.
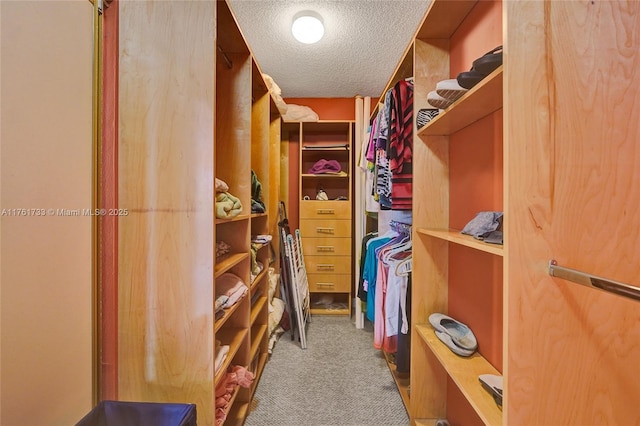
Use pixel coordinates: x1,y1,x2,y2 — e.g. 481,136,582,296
548,259,640,303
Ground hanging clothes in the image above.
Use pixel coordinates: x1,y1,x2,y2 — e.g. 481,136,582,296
387,79,414,211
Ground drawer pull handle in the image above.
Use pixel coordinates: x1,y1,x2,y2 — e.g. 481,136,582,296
317,209,335,215
316,227,335,234
316,246,335,252
316,282,335,287
317,264,335,271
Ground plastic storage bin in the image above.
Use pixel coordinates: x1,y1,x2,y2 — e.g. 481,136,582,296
75,400,197,426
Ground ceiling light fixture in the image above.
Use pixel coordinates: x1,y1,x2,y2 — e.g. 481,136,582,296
292,13,324,44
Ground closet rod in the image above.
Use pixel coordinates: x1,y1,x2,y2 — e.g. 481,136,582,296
548,259,640,303
217,45,233,69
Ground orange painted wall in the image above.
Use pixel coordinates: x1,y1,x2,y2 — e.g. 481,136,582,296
283,97,356,121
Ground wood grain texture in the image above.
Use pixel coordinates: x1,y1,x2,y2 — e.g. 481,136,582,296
117,1,215,423
101,0,120,401
505,0,640,424
216,52,252,215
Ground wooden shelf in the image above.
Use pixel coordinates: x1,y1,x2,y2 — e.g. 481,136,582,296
416,324,502,426
417,228,504,256
250,324,268,359
418,66,503,137
249,352,269,398
215,213,250,225
250,267,269,291
215,252,250,277
214,327,248,387
227,401,250,425
251,212,267,218
415,0,477,39
310,307,350,315
415,420,438,426
250,297,267,326
301,173,349,178
214,293,248,333
383,352,411,414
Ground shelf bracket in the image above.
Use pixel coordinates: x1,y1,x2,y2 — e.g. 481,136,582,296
548,259,640,303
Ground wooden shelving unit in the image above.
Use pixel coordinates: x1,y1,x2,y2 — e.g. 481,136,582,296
116,1,280,424
416,228,504,257
294,121,355,315
416,325,502,426
369,0,505,424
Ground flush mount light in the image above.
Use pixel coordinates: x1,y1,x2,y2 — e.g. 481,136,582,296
292,13,324,44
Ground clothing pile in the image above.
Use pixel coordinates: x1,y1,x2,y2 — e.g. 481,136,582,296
215,273,248,319
215,177,243,219
215,365,255,425
251,170,266,213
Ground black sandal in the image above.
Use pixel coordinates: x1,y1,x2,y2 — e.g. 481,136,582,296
457,45,503,89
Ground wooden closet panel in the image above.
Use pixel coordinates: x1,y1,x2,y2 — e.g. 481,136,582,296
117,1,215,423
506,1,640,424
1,2,94,423
411,39,450,423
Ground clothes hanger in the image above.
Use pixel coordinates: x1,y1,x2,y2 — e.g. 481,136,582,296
394,255,412,277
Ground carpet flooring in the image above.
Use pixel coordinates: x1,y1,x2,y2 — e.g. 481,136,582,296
245,315,409,426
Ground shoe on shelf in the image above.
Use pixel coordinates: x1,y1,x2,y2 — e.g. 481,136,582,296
434,330,475,357
429,313,478,351
435,79,468,102
457,45,503,89
427,91,454,109
479,374,503,408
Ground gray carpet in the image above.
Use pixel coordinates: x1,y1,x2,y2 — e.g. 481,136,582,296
245,315,409,426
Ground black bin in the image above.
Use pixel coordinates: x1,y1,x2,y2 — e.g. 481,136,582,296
75,400,197,426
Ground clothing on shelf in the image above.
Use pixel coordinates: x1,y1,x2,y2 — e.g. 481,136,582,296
251,170,266,213
215,365,255,425
215,191,242,219
216,272,248,308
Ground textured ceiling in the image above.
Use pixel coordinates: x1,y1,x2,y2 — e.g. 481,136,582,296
227,0,431,98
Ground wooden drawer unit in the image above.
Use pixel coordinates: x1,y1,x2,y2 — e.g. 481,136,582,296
307,273,351,293
304,255,351,275
302,237,352,256
300,219,351,238
299,200,351,219
293,120,354,315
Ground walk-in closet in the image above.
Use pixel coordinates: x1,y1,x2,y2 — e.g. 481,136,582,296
2,0,639,425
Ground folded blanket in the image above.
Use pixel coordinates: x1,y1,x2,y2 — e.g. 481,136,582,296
215,177,229,193
216,273,245,297
215,191,242,219
214,295,228,312
214,344,229,374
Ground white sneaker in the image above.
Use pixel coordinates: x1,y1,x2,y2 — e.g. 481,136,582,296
427,91,454,109
436,78,468,101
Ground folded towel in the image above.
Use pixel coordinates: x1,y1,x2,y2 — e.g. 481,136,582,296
214,345,229,373
215,191,242,219
216,273,245,297
225,284,247,308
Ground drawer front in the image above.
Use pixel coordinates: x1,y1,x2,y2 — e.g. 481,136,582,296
304,255,351,275
300,219,351,238
308,273,351,293
299,200,351,219
302,237,352,256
